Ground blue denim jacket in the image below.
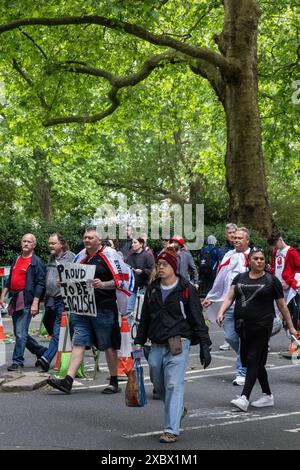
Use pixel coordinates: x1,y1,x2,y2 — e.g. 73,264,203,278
5,253,46,308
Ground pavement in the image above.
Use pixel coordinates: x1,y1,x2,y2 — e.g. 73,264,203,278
0,312,51,391
0,324,299,450
0,311,299,395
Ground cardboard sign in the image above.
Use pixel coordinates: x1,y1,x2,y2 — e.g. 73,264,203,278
57,262,97,316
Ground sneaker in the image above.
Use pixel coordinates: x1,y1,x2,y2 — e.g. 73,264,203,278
219,342,230,351
152,388,161,400
7,363,24,372
232,376,245,386
35,357,50,372
250,393,274,408
230,395,249,412
47,377,72,394
159,432,177,443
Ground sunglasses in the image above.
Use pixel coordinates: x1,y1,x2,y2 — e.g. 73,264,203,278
249,246,265,254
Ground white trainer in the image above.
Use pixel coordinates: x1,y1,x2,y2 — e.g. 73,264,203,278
230,395,249,412
250,394,274,408
219,342,230,351
232,376,245,386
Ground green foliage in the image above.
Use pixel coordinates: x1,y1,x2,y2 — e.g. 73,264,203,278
0,0,299,235
0,216,88,265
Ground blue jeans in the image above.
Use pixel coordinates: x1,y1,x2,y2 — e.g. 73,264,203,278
12,308,46,366
149,339,190,436
223,307,246,377
41,299,65,365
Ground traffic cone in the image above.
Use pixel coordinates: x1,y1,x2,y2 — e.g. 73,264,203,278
0,311,6,341
0,312,9,362
38,309,52,341
52,311,72,375
54,311,85,379
0,341,5,367
117,315,134,380
0,310,13,344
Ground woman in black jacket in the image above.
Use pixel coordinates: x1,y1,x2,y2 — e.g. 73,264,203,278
134,247,211,443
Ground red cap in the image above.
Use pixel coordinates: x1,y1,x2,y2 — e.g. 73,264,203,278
170,235,185,247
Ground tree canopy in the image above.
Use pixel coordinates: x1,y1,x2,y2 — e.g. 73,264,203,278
0,0,299,237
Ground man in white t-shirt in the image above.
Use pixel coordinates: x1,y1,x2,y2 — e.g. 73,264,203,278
202,228,250,385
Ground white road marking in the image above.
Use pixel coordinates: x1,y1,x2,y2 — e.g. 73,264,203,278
185,366,232,374
123,411,300,439
283,426,300,433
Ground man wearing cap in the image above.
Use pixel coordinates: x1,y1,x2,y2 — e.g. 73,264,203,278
134,246,211,443
169,235,199,289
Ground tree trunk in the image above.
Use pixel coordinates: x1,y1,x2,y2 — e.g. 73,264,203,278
32,147,53,224
220,0,273,235
35,176,53,224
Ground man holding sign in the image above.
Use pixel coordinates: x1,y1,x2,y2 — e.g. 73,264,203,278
48,227,121,394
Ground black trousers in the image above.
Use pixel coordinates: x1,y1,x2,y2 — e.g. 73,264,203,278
240,328,271,400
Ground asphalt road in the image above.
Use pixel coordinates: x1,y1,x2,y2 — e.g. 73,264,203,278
0,319,299,451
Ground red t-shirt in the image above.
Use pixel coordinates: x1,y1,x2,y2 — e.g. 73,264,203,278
10,256,32,291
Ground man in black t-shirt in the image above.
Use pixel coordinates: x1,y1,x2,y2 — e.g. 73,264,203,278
47,228,121,395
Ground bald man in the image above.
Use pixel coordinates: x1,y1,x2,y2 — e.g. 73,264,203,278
0,233,46,371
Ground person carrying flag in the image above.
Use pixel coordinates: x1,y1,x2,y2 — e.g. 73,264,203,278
47,227,133,394
202,227,250,386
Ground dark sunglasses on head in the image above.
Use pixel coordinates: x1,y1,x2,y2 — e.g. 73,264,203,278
250,246,265,254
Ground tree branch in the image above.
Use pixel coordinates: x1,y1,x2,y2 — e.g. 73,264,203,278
43,51,183,126
0,16,240,77
43,86,120,126
20,30,48,59
52,51,179,87
99,180,186,204
190,60,226,103
12,58,50,111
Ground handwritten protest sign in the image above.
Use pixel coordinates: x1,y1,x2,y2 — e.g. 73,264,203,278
57,262,97,316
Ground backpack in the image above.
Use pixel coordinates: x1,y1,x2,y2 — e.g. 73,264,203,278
198,246,215,274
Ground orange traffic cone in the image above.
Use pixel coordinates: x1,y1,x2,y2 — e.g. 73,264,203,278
53,311,72,371
117,315,134,380
0,311,7,341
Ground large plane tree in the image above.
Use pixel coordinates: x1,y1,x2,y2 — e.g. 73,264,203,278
0,0,298,234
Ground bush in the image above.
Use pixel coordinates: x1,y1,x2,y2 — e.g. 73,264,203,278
0,217,89,265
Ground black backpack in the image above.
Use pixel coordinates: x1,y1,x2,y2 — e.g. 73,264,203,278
198,247,214,274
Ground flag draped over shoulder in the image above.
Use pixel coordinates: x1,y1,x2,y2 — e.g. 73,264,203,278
286,273,300,305
74,247,135,314
204,249,250,323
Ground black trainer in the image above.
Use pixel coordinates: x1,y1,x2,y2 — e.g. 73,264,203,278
7,363,24,372
47,377,72,394
36,357,50,372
